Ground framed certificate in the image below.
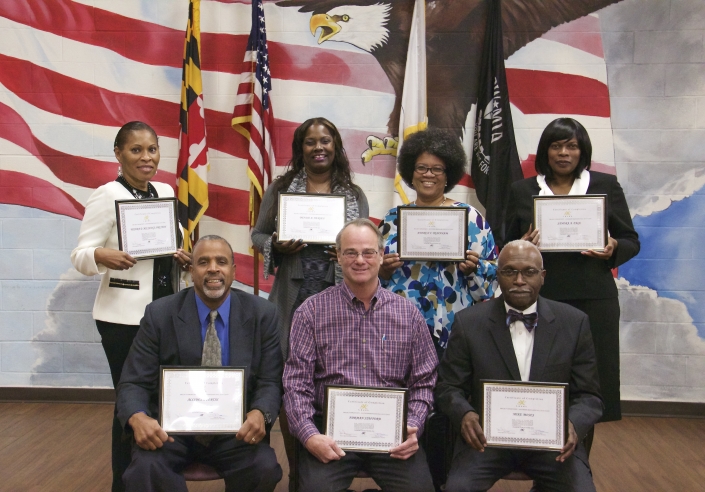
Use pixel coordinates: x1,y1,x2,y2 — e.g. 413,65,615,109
323,385,408,453
397,206,468,261
159,366,246,434
481,380,568,451
533,195,607,252
116,198,179,259
277,193,347,244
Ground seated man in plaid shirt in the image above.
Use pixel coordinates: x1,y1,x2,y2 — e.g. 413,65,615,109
283,218,438,492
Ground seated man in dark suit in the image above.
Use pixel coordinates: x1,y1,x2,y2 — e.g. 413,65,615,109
117,235,282,492
435,240,602,492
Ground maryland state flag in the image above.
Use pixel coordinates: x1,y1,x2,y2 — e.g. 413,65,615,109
470,0,523,247
177,0,209,252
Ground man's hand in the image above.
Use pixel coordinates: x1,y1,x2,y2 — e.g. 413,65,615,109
128,412,174,451
582,236,617,260
458,250,480,275
235,409,266,445
389,426,419,460
460,411,486,452
304,434,346,464
556,421,578,462
94,248,137,271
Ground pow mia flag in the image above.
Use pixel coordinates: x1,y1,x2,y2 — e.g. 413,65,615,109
471,0,523,247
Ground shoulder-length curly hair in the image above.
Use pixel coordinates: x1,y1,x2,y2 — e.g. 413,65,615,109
271,117,359,197
397,127,466,193
535,118,592,181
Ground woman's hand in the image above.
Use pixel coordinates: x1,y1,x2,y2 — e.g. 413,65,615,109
325,246,338,261
174,249,192,271
521,224,540,245
458,250,480,275
582,236,617,260
379,253,403,280
271,233,306,255
94,248,137,271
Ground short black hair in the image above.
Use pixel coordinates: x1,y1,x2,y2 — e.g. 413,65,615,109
193,235,234,262
397,128,466,193
534,118,592,181
114,121,158,149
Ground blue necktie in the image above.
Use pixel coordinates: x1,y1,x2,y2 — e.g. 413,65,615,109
506,309,538,332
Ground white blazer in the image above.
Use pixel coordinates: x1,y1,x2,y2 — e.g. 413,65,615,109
71,181,175,326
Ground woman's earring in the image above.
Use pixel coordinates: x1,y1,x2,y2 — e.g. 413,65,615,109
117,167,123,177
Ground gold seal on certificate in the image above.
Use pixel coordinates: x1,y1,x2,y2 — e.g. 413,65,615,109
481,380,568,451
533,195,607,252
324,385,408,453
397,206,469,261
159,367,246,434
277,193,347,244
116,198,179,259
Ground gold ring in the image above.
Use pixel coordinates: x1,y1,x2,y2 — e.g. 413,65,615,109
251,437,256,443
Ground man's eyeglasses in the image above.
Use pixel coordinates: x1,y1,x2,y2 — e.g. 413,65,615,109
341,249,379,260
498,268,543,278
414,165,446,175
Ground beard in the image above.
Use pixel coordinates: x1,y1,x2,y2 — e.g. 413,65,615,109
202,278,226,299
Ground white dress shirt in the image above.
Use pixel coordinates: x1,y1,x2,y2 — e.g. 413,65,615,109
505,301,538,382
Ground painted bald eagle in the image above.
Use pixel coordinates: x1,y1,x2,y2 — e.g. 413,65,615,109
277,0,622,139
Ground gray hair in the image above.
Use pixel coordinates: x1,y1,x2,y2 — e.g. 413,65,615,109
499,240,544,269
335,218,384,251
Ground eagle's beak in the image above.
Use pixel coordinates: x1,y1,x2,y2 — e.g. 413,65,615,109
310,14,341,44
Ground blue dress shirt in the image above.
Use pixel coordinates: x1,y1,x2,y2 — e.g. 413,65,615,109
195,293,231,366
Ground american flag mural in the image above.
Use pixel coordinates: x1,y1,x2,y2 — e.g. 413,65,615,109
0,0,617,292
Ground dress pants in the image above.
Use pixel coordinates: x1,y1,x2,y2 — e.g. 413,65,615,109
444,437,595,492
96,321,140,492
123,435,282,492
297,444,435,492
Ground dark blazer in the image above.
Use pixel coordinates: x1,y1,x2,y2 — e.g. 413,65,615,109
504,171,640,300
435,296,602,441
117,287,282,431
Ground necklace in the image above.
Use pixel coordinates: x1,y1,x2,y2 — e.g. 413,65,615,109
414,196,448,206
116,175,156,200
308,179,328,194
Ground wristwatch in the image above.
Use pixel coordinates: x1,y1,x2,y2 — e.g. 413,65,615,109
254,408,272,425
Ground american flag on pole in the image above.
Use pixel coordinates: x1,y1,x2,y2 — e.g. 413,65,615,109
0,1,617,291
232,0,276,227
177,0,209,252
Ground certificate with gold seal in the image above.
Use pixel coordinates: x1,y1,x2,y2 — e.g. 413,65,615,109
323,385,408,453
481,380,568,451
159,367,246,434
277,193,347,244
116,198,179,259
397,206,468,261
533,195,607,252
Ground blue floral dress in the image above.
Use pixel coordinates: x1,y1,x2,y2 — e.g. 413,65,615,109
379,202,498,351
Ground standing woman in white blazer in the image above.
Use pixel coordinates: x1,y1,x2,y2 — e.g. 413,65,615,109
71,121,191,492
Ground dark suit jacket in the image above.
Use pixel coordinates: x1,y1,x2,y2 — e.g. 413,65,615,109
504,171,640,300
117,287,282,431
435,296,602,441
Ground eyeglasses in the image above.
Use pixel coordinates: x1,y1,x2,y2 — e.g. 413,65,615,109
414,165,446,175
498,268,543,278
341,249,379,260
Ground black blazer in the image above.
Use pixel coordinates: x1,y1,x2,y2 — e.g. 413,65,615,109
504,171,640,300
435,296,603,440
117,287,282,431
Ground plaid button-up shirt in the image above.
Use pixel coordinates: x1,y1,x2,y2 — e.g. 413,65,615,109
283,281,438,445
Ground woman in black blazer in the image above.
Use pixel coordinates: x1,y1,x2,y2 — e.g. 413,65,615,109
504,118,640,423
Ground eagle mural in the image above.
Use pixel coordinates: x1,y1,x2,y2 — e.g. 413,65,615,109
278,0,623,156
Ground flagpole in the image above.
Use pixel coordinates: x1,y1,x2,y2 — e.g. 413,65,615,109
252,186,261,296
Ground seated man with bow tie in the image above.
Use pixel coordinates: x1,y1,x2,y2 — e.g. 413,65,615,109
116,235,282,492
435,240,602,492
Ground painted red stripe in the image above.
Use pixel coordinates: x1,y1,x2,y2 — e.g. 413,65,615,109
542,15,605,58
0,0,392,93
506,69,610,117
0,170,84,219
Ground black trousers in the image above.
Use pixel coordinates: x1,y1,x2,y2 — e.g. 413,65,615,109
562,298,622,422
124,435,282,492
444,437,596,492
96,320,140,492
